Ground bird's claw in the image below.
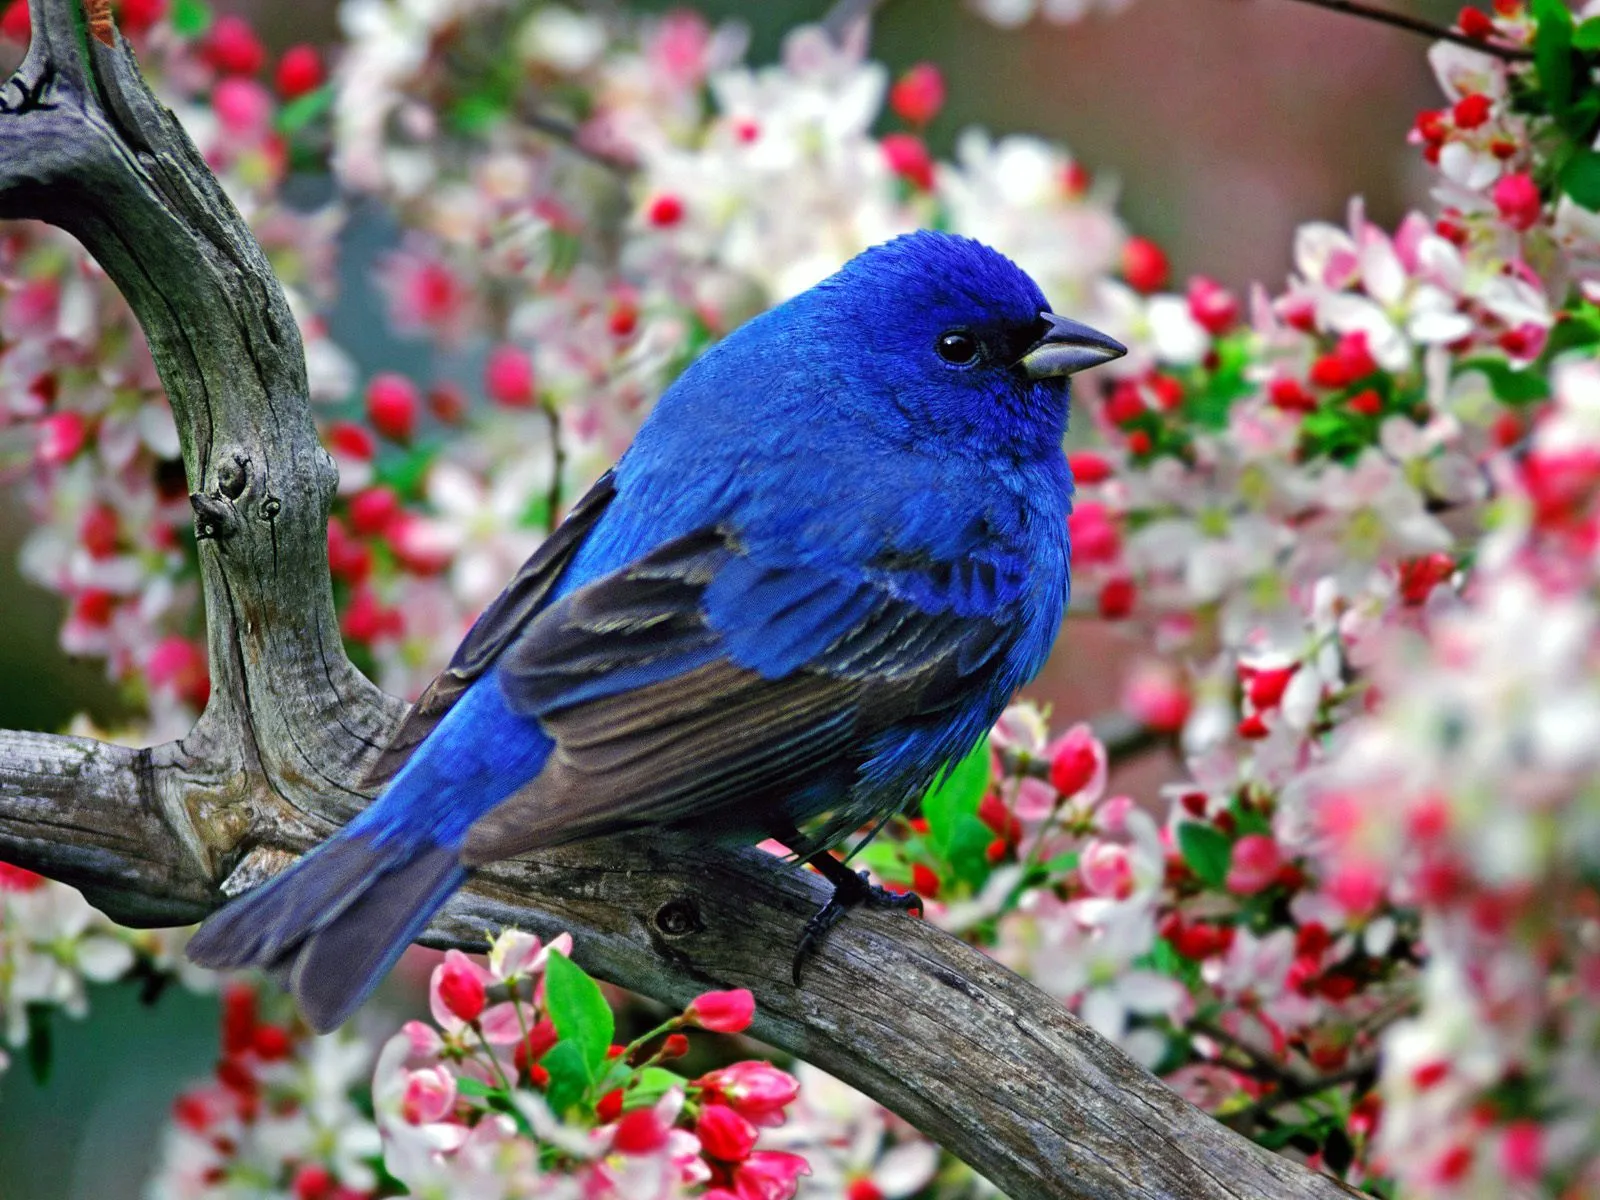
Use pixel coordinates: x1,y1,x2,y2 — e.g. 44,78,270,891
791,865,923,985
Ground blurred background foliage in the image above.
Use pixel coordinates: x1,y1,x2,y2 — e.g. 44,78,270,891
0,0,1467,1195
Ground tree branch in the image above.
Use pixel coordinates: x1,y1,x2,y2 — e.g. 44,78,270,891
0,3,1363,1197
1273,0,1535,62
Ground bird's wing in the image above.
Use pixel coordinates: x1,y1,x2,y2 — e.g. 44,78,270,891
358,470,618,790
460,527,1011,865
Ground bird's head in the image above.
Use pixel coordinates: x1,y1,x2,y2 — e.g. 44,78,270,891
800,230,1126,456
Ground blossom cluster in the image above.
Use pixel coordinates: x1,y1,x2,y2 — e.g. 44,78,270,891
0,860,199,1081
147,929,811,1200
1,0,1600,1196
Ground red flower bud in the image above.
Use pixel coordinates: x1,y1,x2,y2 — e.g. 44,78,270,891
1120,237,1169,293
1186,276,1238,335
1246,665,1297,709
348,487,401,537
1268,377,1316,413
889,63,945,126
1452,92,1492,130
1098,577,1136,619
435,951,487,1022
1457,6,1495,39
646,194,684,227
1067,451,1113,484
687,988,755,1033
275,45,324,100
612,1107,670,1154
365,373,420,442
881,133,935,191
595,1087,624,1124
696,1102,758,1162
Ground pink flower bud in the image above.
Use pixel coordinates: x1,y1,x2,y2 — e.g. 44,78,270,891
1226,835,1283,895
485,344,536,407
203,15,266,76
433,950,488,1023
698,1060,800,1123
1047,727,1101,797
366,373,420,442
695,1102,757,1162
881,134,934,191
687,988,755,1033
212,78,272,137
1492,172,1542,231
36,412,87,465
1186,276,1238,335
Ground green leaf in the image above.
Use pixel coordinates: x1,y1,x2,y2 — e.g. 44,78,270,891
372,438,444,498
543,952,614,1075
276,86,333,135
1534,0,1576,112
1456,357,1551,405
171,0,212,38
625,1067,685,1107
918,737,991,857
541,1041,591,1118
945,813,997,887
1177,821,1233,888
454,1077,498,1099
1562,149,1600,211
1575,15,1600,50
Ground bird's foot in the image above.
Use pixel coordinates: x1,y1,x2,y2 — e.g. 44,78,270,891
792,857,923,985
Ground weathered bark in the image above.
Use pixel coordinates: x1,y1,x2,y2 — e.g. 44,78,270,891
0,3,1365,1197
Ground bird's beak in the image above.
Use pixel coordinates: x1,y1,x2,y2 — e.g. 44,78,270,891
1018,312,1127,379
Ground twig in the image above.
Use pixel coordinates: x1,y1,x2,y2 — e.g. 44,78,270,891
1273,0,1535,62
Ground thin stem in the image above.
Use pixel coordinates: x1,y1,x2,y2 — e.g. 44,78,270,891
1274,0,1535,62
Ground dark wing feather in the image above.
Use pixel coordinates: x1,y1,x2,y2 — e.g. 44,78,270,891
460,526,1010,865
358,470,618,790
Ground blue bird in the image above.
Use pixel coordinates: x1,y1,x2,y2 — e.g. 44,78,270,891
185,231,1125,1031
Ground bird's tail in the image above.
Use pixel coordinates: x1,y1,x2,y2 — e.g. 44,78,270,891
186,831,468,1032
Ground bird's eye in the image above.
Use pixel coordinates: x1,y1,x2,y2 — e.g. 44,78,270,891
936,330,980,366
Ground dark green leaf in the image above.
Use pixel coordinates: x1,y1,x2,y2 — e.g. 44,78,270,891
918,737,991,857
541,1041,591,1118
1575,15,1600,50
1562,149,1600,211
1534,0,1576,112
1178,821,1233,888
544,952,614,1075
